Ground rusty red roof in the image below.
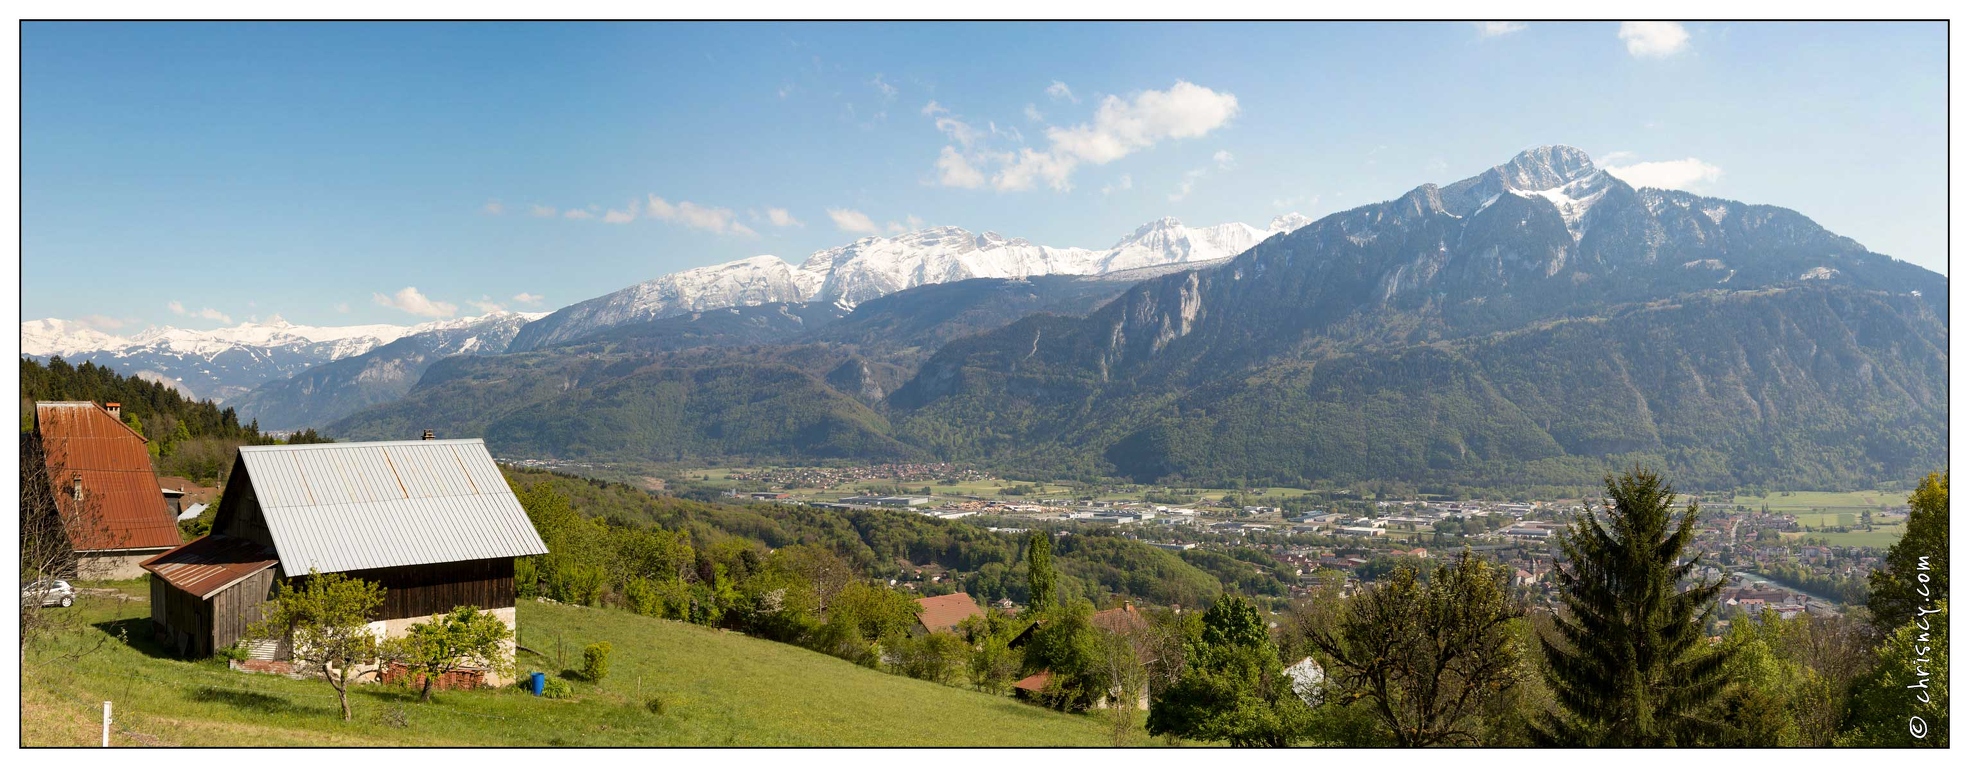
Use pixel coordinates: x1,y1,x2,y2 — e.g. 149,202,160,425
1092,602,1150,635
1013,671,1054,692
34,402,182,551
141,535,279,598
915,592,984,634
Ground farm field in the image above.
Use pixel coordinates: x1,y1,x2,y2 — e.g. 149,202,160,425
1730,489,1911,514
23,583,1109,747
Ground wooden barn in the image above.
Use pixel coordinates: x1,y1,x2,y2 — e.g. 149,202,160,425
28,401,184,579
140,438,548,682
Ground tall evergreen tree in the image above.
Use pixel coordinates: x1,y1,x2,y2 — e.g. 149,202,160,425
1026,531,1057,611
1537,468,1730,746
1867,472,1948,634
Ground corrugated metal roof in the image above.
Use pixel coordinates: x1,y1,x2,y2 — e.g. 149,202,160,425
141,534,279,598
34,402,183,551
237,439,547,574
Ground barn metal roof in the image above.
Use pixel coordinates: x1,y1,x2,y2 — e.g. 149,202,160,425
236,439,547,574
33,402,183,551
140,534,279,599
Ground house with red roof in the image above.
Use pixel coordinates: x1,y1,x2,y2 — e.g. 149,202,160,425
28,401,183,579
914,592,984,634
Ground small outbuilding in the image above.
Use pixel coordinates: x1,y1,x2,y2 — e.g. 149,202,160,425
141,438,548,684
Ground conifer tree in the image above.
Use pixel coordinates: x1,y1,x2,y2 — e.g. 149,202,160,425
1026,531,1057,611
1537,468,1729,746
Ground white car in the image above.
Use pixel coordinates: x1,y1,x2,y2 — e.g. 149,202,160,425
23,579,76,608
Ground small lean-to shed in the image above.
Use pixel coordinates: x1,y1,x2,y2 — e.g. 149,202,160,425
142,438,547,680
142,534,281,658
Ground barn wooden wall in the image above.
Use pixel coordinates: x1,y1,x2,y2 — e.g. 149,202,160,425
342,558,516,621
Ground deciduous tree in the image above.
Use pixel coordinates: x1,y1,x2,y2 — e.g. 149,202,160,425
1867,472,1948,634
1312,552,1522,746
249,569,386,721
381,605,514,702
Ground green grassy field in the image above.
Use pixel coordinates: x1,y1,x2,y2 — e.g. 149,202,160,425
23,584,1108,747
1731,489,1910,514
1780,526,1907,549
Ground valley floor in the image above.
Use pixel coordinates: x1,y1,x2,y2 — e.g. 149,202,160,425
21,583,1110,747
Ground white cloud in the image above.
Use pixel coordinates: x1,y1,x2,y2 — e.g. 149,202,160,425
529,204,558,218
563,209,594,220
1619,21,1690,58
482,200,505,215
764,207,803,227
1169,168,1208,202
1102,174,1133,196
1214,150,1235,170
167,301,231,324
1598,150,1640,167
936,146,987,188
334,302,351,313
927,80,1238,193
827,208,881,235
1603,157,1723,190
777,84,793,99
646,196,754,236
372,286,457,318
1046,81,1078,103
1474,21,1526,37
883,215,925,234
603,199,639,224
1024,103,1044,122
74,314,130,331
512,292,544,304
469,296,505,314
870,74,897,101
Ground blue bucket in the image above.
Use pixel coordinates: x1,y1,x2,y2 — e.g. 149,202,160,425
529,671,546,696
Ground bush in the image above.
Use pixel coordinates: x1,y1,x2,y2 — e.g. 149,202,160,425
541,676,573,699
581,641,613,682
644,696,668,715
213,642,251,663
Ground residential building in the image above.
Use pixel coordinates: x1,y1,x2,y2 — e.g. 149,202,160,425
28,401,184,579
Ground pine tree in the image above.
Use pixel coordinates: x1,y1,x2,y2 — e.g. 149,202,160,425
1537,468,1730,746
1026,531,1056,611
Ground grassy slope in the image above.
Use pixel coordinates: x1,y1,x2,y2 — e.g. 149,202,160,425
23,585,1105,746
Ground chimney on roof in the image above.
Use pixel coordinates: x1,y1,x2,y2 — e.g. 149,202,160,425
422,429,435,441
71,473,85,501
105,402,121,419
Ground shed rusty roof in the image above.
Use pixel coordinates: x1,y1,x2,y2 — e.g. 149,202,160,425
235,439,547,574
34,402,182,552
141,535,280,598
915,592,984,634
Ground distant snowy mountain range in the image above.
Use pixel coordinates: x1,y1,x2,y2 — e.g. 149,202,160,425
20,313,546,404
21,212,1312,405
505,214,1312,351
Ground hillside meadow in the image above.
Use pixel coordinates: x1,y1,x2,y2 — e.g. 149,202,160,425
22,582,1109,747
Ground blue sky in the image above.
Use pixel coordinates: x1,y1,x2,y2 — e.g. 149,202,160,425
22,21,1947,330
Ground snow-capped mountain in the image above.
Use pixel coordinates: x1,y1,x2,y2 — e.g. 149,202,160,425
230,311,546,430
20,312,544,403
509,214,1309,351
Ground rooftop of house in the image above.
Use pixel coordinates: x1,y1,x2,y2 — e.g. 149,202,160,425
914,591,984,633
33,401,181,552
